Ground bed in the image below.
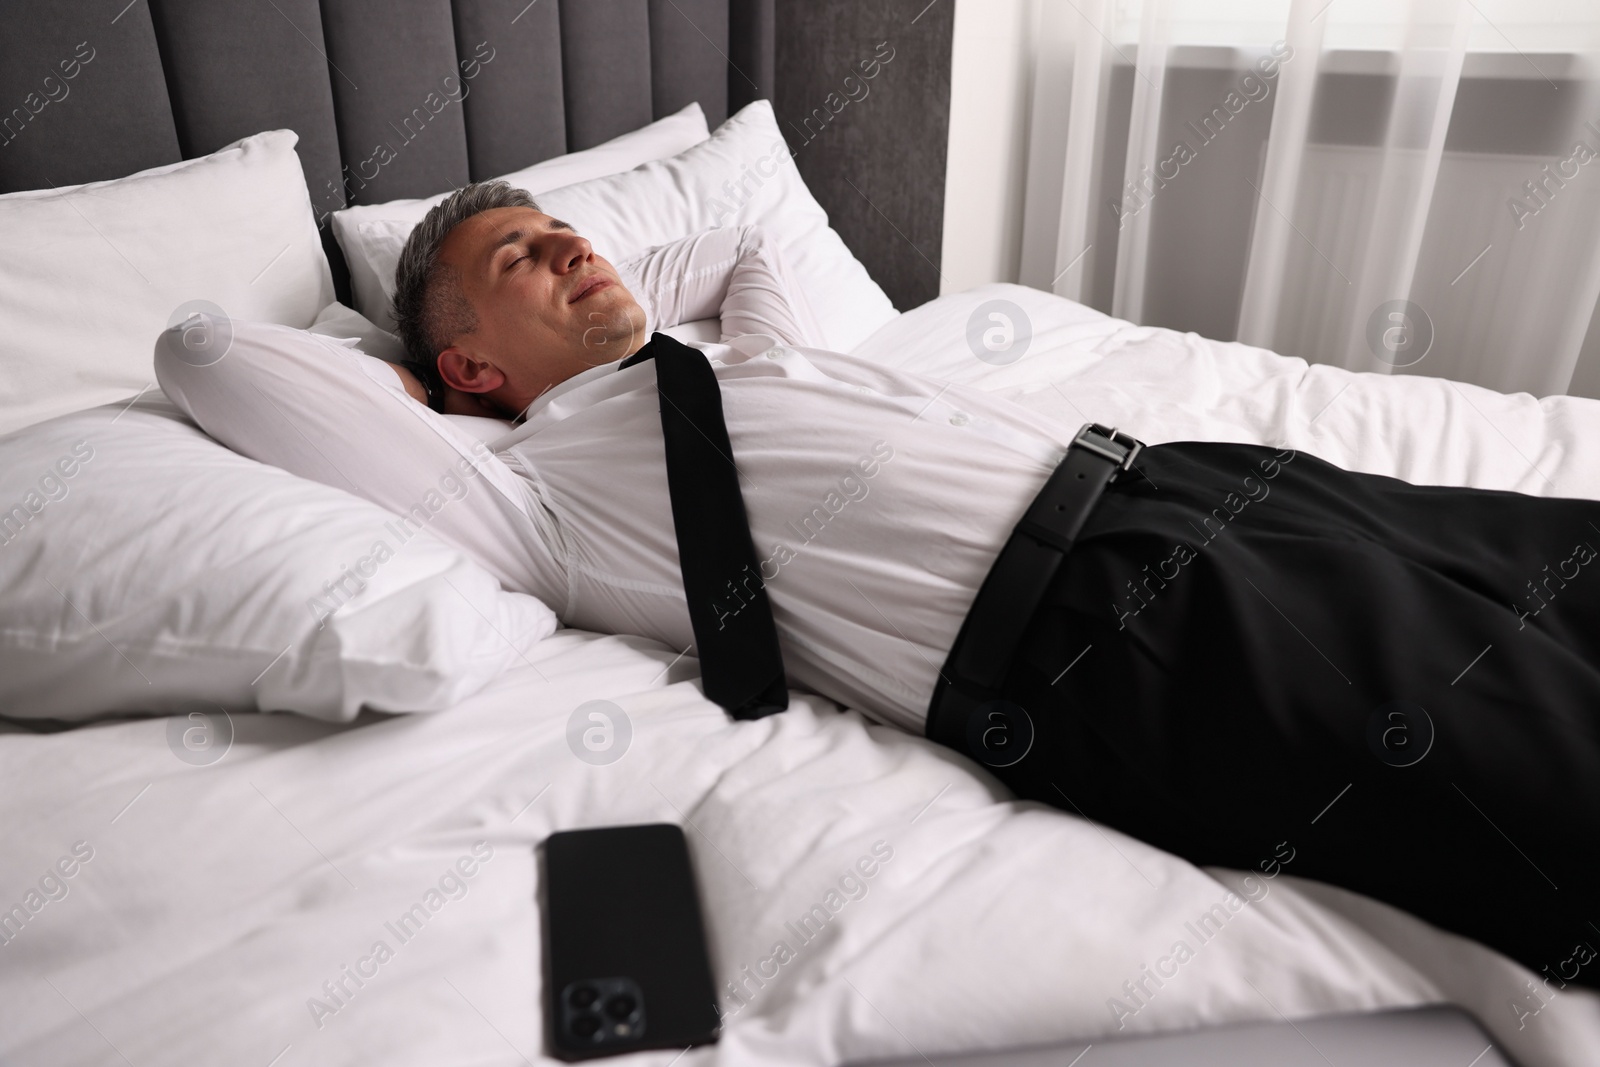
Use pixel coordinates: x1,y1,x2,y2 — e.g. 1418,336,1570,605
3,3,1598,1065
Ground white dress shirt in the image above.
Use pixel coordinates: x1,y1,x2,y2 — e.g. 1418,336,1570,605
156,225,1076,731
494,226,1075,730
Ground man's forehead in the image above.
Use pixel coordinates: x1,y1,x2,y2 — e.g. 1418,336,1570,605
442,207,571,260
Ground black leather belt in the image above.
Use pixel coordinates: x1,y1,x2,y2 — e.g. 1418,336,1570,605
927,423,1144,757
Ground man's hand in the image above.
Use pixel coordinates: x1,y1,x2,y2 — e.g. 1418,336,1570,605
390,361,431,406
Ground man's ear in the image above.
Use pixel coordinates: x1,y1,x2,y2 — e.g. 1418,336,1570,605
437,346,507,395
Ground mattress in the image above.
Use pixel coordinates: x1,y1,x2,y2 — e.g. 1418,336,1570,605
4,286,1598,1066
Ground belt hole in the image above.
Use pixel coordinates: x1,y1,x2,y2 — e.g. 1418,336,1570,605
1076,472,1086,479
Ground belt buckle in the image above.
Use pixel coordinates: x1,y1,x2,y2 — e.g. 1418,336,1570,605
1073,422,1143,472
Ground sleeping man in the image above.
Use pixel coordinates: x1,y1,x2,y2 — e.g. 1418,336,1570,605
155,180,1600,988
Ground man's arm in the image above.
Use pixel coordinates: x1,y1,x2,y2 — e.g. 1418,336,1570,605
618,225,827,348
153,319,563,601
389,360,431,405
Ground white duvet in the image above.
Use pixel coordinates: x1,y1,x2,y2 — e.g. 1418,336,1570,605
4,286,1598,1067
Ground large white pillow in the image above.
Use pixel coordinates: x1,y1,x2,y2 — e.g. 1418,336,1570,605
343,100,900,352
331,102,712,329
0,398,555,723
535,101,899,351
0,130,333,437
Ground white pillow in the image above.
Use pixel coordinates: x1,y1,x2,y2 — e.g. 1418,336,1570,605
0,130,333,437
308,300,409,364
0,398,555,723
533,101,899,351
332,102,712,329
341,101,900,352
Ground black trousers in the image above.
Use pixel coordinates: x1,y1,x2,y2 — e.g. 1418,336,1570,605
984,442,1600,989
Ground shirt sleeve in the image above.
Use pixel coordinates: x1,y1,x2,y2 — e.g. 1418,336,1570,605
617,224,826,349
153,319,568,606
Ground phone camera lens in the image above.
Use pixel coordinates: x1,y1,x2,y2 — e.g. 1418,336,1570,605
569,985,599,1009
571,1014,601,1038
604,994,637,1020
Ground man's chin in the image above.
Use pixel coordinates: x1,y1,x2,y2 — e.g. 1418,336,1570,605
579,310,645,365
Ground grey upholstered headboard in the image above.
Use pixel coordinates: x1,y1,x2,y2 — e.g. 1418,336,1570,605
0,0,774,299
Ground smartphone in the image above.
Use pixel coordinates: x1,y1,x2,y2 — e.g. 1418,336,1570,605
543,823,721,1059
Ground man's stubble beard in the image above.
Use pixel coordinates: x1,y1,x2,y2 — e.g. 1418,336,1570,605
579,301,646,366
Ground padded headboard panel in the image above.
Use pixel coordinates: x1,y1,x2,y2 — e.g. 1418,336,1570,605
0,0,773,290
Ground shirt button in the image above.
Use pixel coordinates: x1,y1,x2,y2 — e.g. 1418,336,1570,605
948,412,970,427
766,348,785,360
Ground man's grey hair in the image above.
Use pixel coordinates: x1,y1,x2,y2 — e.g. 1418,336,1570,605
392,179,539,399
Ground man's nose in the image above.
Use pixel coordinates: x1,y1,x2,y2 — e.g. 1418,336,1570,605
549,233,592,274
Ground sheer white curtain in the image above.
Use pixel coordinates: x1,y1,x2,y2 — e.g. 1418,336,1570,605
1018,0,1600,397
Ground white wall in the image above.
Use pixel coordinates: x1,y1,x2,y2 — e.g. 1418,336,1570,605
938,0,1037,295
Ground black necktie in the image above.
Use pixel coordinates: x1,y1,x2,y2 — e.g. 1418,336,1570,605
620,333,788,719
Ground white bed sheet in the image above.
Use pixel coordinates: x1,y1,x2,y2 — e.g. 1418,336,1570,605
853,284,1600,500
4,286,1598,1067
